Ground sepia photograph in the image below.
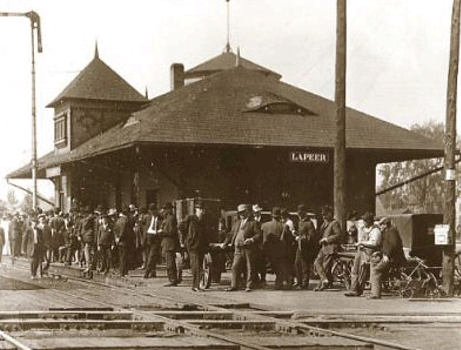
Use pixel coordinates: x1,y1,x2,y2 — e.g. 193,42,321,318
0,1,460,349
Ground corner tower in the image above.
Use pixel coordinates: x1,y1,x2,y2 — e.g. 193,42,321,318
47,43,147,154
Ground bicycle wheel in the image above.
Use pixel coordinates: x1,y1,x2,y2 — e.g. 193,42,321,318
401,287,415,299
331,259,350,289
200,253,213,290
423,271,443,298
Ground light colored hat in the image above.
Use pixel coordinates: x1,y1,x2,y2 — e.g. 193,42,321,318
378,216,390,225
107,208,117,216
252,204,263,212
237,204,250,213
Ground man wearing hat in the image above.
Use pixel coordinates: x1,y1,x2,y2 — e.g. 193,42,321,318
143,204,162,279
22,215,43,279
262,207,290,290
114,204,136,277
11,212,24,258
80,206,97,278
345,212,382,297
252,204,268,286
50,207,66,263
294,204,317,290
183,201,209,291
160,202,180,286
367,217,406,299
225,204,262,292
97,213,115,275
314,205,344,291
38,213,53,276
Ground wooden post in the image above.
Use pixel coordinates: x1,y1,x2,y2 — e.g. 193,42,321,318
443,0,460,295
334,0,347,231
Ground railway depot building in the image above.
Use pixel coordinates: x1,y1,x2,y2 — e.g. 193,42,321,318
7,47,442,215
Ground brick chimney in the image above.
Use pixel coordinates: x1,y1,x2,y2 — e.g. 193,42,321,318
170,63,184,91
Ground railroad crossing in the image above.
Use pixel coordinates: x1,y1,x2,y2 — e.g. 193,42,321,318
0,259,460,350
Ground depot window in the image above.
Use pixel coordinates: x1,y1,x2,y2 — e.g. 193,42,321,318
54,115,67,145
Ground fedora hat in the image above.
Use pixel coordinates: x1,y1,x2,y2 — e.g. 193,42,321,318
271,207,281,217
237,204,250,213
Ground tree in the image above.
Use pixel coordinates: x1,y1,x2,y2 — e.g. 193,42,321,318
6,189,18,209
377,120,456,213
20,194,33,214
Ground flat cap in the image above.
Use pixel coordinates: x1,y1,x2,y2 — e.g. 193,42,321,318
361,212,375,224
378,216,390,225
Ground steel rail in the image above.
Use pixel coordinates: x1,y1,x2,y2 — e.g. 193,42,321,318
0,329,33,350
0,267,273,350
3,262,427,350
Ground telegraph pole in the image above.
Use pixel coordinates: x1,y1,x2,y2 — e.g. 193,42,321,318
0,11,42,211
334,0,347,230
443,0,460,295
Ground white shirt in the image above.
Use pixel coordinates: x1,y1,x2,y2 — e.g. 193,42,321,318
362,225,382,248
284,218,295,235
147,215,159,235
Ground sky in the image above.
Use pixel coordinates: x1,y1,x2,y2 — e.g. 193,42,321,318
0,0,456,203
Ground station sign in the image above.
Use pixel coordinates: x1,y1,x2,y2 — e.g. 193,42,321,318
46,166,61,178
289,151,329,163
434,224,452,245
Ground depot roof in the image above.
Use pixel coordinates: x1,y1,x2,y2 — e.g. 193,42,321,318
185,51,282,80
8,66,442,179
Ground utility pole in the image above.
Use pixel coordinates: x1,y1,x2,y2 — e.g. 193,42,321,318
443,0,460,295
0,11,43,211
334,0,347,230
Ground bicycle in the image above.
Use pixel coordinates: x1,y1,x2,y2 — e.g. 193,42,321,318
330,255,353,289
398,256,444,298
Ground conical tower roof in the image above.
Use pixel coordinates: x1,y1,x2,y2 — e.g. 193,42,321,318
47,48,147,108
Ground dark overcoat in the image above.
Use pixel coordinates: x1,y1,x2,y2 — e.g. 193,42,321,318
161,213,179,253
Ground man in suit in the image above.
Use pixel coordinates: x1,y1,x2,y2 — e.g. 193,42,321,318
184,201,209,291
253,204,268,286
97,214,115,275
294,204,318,290
262,207,290,290
11,213,24,257
114,205,136,277
50,208,66,263
80,206,97,278
314,205,344,291
225,204,262,292
161,202,180,287
143,203,162,279
22,215,43,279
39,214,53,276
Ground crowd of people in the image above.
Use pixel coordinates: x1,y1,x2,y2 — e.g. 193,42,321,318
186,201,405,297
0,200,405,298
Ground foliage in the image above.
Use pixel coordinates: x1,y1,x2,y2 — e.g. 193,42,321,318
377,120,453,214
6,189,18,207
20,194,33,214
0,199,7,213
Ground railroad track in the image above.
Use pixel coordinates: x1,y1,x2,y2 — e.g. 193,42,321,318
0,260,458,350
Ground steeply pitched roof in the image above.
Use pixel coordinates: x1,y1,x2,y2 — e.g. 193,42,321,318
185,51,282,80
47,54,147,107
9,66,442,179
